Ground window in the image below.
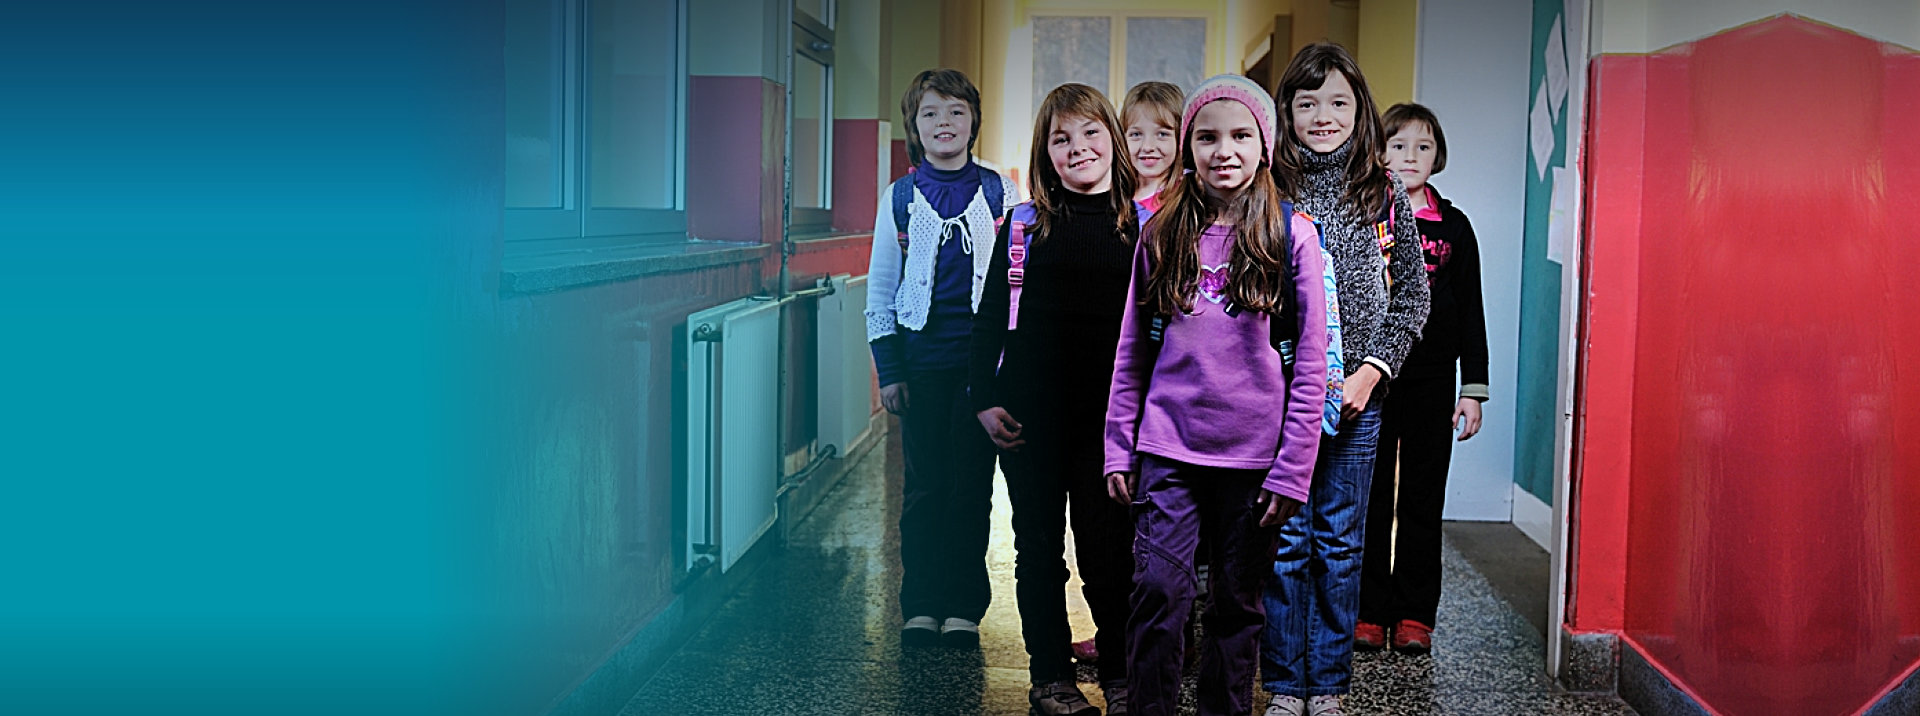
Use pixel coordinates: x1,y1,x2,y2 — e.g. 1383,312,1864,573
1031,13,1207,104
791,2,833,235
1031,16,1111,112
506,0,687,246
1125,17,1206,94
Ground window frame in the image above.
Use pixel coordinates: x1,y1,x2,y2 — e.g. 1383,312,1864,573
506,0,689,248
789,4,834,236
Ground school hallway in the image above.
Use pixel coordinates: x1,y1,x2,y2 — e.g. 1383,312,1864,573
619,425,1637,716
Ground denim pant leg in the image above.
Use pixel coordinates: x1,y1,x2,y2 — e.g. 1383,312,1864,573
1263,402,1383,697
1125,455,1202,716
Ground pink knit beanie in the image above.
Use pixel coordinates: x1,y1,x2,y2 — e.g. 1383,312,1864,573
1179,74,1279,163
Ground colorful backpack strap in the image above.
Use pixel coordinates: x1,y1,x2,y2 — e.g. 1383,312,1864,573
1375,201,1396,289
1004,202,1039,331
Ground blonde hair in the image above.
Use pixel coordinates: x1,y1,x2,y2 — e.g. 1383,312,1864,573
1121,81,1183,132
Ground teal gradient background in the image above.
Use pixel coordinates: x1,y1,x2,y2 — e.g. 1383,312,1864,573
0,3,530,714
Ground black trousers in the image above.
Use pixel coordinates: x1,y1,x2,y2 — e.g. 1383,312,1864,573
1359,372,1456,628
1001,400,1134,685
898,366,997,622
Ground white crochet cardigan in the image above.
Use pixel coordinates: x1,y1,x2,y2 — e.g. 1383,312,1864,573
863,171,1019,342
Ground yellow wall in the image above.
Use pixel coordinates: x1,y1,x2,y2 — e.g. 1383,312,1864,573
941,0,985,87
835,0,886,119
888,0,943,139
1229,0,1292,70
1357,0,1418,110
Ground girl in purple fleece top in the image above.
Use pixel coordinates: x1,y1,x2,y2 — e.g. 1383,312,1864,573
1103,74,1328,716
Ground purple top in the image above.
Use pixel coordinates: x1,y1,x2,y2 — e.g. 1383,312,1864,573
1103,217,1329,502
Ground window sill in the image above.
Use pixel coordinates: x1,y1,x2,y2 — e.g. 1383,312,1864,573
791,230,873,250
501,239,771,294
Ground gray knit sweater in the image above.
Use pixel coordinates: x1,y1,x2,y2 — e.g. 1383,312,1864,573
1291,138,1431,387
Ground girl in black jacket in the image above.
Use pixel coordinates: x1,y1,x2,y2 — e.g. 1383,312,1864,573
1356,103,1491,655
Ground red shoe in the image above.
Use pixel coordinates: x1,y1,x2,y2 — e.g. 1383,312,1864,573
1392,620,1433,654
1354,621,1388,651
1072,637,1098,663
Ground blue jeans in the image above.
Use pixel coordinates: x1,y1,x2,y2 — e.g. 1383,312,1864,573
1260,401,1383,697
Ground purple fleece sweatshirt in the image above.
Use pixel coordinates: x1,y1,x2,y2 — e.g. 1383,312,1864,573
1103,217,1328,502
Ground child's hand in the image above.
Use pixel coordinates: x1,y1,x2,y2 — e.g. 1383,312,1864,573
1342,365,1383,419
1453,398,1483,441
976,407,1025,451
1258,490,1303,527
1106,471,1136,505
880,382,910,415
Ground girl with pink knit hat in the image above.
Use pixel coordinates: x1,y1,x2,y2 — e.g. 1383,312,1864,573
1103,73,1329,716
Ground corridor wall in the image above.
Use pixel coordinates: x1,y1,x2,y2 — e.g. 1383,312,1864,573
1570,3,1920,714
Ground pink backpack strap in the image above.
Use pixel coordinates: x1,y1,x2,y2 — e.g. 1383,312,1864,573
1006,220,1027,331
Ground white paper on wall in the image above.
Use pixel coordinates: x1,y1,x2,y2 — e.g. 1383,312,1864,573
1530,83,1555,181
1547,166,1574,265
1545,14,1569,122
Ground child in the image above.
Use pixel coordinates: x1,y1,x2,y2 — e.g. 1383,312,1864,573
864,68,1018,649
1260,43,1431,716
1356,103,1490,655
1105,74,1329,716
970,82,1144,716
1121,81,1185,212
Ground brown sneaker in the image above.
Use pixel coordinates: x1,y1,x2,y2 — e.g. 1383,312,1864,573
1100,681,1128,716
1028,681,1098,716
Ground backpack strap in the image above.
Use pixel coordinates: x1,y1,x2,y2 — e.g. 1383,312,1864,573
1375,201,1396,289
979,165,1005,219
1271,201,1299,379
892,173,915,254
1004,202,1039,332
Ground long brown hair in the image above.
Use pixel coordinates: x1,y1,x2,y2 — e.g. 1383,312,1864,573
1141,99,1296,318
1026,83,1140,244
1273,43,1392,216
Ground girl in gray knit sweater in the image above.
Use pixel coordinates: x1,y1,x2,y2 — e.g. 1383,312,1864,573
1258,43,1431,716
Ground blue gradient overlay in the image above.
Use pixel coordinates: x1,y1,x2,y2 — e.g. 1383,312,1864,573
0,3,533,714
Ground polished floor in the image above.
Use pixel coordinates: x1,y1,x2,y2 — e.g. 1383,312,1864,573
621,430,1637,715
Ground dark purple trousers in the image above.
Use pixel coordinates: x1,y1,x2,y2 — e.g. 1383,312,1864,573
1125,454,1282,716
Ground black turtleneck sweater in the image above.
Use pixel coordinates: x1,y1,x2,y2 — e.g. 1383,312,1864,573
968,190,1136,425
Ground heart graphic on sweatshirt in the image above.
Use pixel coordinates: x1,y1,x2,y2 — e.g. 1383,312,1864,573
1197,264,1229,304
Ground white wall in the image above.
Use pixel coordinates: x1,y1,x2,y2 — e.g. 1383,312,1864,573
1414,0,1533,522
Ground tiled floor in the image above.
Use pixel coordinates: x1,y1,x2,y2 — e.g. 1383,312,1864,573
621,434,1636,715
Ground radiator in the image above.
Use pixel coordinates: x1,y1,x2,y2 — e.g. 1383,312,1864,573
814,274,873,456
684,297,780,574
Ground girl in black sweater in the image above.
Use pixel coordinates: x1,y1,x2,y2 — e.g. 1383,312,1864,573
969,83,1143,716
1356,103,1491,655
